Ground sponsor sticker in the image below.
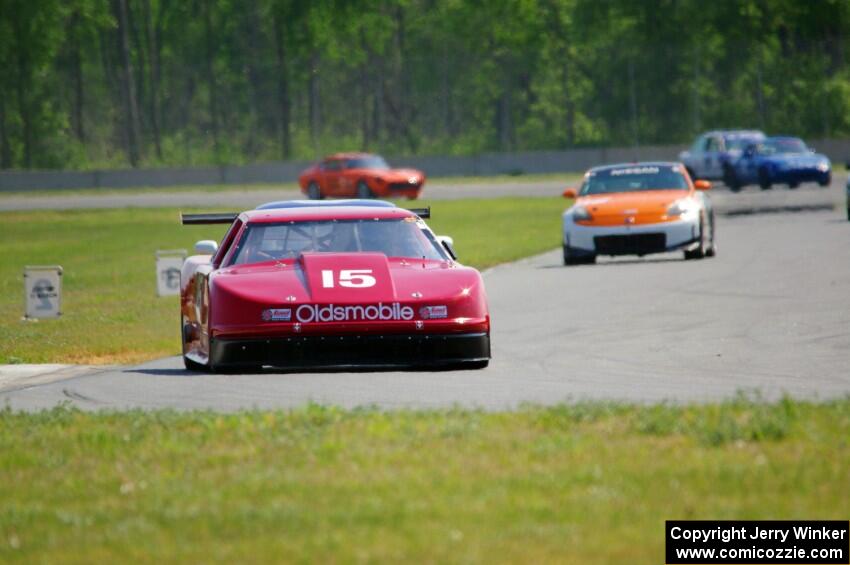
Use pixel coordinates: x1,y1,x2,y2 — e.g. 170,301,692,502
610,166,660,176
262,308,292,322
419,305,448,319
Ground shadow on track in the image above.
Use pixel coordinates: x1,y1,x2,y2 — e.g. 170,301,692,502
128,364,486,377
537,256,685,269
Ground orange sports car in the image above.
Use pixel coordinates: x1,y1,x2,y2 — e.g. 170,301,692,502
561,162,716,265
299,153,425,200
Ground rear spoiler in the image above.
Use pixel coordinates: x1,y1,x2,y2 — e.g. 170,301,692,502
181,213,239,225
180,207,430,224
407,207,430,219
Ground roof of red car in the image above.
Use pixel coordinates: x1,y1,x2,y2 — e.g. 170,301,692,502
324,152,377,160
241,205,416,224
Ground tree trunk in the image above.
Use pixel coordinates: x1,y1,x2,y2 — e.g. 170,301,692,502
244,0,267,157
562,62,575,146
372,54,384,144
496,86,511,152
359,31,372,149
0,96,11,169
755,56,766,130
203,0,220,158
441,44,454,137
628,59,639,149
142,0,162,159
68,10,85,142
393,6,416,152
274,14,292,159
115,0,142,167
308,50,321,154
154,0,169,139
127,0,147,137
12,15,32,168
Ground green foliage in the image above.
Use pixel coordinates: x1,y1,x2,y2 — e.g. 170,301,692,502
0,0,848,170
634,393,799,445
0,399,848,562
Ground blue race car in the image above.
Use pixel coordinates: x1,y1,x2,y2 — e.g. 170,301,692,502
727,136,831,190
679,130,765,191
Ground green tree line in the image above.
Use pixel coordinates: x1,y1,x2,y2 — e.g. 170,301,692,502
0,0,848,170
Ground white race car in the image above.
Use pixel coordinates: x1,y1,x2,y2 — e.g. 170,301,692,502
562,162,716,264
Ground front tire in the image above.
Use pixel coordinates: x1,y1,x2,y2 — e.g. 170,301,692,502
307,182,322,200
563,245,596,266
183,355,209,372
684,215,709,260
181,314,209,372
723,165,741,192
705,211,717,257
818,172,831,187
356,180,374,199
758,168,772,190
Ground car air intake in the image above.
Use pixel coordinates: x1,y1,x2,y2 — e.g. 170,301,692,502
594,233,666,256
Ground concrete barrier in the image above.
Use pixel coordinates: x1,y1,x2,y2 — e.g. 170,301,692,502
1,139,848,192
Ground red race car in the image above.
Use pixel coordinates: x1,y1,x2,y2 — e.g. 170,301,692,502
180,200,490,372
298,153,425,200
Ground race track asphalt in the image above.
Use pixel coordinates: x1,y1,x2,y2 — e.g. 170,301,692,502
3,186,849,411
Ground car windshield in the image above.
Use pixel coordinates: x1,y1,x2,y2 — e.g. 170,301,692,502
229,218,446,265
760,138,808,155
725,135,762,150
346,156,390,170
580,165,689,195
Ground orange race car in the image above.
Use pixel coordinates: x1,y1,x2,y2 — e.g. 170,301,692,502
299,153,425,200
561,162,716,265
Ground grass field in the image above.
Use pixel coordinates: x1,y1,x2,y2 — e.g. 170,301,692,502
0,197,569,365
0,397,847,563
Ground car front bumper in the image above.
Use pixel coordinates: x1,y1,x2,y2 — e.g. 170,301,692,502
209,332,490,369
377,182,422,198
563,216,701,256
772,168,830,184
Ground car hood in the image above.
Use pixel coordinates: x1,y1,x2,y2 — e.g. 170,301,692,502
209,252,485,329
573,190,691,226
368,168,424,182
765,153,829,167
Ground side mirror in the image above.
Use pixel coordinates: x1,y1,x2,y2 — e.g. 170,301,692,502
195,240,218,254
563,187,578,199
436,235,457,260
694,180,711,191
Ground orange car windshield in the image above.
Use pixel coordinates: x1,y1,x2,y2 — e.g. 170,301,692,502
347,156,390,170
580,165,688,195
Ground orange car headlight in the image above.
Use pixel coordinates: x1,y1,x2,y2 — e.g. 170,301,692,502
666,199,698,218
571,204,592,221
